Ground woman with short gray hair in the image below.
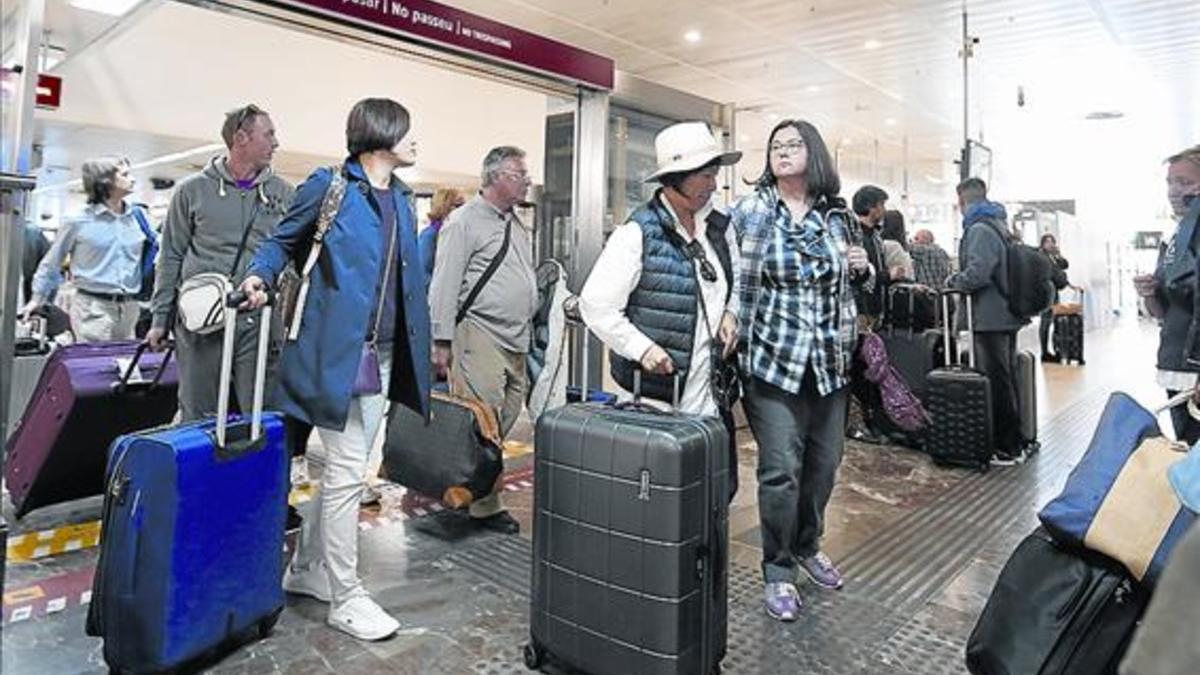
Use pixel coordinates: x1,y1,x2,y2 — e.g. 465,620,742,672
24,156,158,341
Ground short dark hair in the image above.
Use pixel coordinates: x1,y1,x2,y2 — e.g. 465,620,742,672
1040,233,1057,247
221,104,268,149
852,185,889,216
881,209,907,246
749,119,841,202
82,156,131,205
346,98,411,157
658,157,723,193
956,177,988,205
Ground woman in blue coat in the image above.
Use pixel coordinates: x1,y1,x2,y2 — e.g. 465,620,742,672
241,98,431,642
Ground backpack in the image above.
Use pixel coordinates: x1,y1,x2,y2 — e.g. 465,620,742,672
983,219,1056,319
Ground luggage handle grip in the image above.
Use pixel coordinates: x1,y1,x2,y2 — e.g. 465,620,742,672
215,291,275,449
622,369,682,412
114,341,176,394
207,423,269,462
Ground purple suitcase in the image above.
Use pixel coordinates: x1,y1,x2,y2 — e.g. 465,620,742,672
5,340,179,517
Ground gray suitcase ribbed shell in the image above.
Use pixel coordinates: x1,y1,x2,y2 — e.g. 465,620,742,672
529,402,729,675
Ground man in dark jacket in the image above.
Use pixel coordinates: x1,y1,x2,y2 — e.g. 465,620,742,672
946,177,1026,464
846,185,891,444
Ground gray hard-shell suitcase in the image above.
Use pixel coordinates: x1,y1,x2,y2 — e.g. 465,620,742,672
7,318,53,443
925,291,994,472
1016,349,1039,451
526,375,729,675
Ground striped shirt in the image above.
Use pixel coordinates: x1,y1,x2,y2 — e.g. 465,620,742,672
731,187,861,396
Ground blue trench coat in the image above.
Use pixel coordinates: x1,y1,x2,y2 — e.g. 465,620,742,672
247,160,432,430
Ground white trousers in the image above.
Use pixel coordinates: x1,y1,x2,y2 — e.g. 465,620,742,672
294,348,391,603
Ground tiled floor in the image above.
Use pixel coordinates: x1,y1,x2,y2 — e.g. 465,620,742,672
0,318,1170,674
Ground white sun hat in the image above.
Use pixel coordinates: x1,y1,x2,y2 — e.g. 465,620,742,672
645,121,742,183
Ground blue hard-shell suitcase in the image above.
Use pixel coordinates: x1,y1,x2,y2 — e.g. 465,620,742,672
86,297,288,673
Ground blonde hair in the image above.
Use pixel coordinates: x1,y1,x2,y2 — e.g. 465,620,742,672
428,187,464,221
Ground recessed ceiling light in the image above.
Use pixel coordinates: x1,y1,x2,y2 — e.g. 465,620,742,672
864,39,882,50
70,0,144,16
767,113,780,122
885,118,897,126
684,30,702,43
739,134,750,143
939,141,951,149
806,85,821,93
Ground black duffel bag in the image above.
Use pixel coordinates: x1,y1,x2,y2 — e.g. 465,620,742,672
966,528,1147,675
382,391,503,509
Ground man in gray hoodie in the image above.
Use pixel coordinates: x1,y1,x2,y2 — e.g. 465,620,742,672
946,177,1026,465
146,104,294,420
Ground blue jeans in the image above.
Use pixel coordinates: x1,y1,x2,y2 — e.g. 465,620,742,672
743,372,847,584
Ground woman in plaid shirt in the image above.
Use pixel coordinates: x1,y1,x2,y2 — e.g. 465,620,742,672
730,119,871,622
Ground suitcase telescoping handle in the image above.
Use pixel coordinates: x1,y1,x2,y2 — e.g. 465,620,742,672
940,289,975,369
116,341,175,393
215,291,274,448
629,368,682,411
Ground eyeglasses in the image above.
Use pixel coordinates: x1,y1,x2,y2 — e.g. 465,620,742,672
499,169,531,182
686,240,718,283
770,139,806,154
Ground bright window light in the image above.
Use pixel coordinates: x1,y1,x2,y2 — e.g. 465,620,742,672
69,0,144,17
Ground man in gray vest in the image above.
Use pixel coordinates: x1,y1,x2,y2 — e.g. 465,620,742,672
146,104,294,420
428,145,538,535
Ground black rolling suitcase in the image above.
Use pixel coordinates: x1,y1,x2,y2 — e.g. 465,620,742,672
1051,287,1085,365
925,291,994,472
881,327,948,401
526,374,729,675
965,528,1146,675
884,282,939,332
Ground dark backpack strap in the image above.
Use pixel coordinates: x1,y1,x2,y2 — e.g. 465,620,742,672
456,220,512,325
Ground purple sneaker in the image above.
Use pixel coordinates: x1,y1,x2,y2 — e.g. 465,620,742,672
799,552,844,590
763,582,801,622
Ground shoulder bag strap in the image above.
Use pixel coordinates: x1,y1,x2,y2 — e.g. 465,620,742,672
287,166,347,341
455,219,512,325
367,194,399,344
228,191,263,278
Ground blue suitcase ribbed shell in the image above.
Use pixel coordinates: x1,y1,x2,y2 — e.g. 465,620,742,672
87,413,288,672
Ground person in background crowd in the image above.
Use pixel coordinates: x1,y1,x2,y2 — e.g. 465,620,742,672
22,217,51,304
881,209,914,281
730,118,871,623
419,187,466,291
1038,233,1071,362
146,104,293,422
1137,144,1200,443
946,177,1026,465
428,146,538,535
24,157,157,342
845,185,891,444
909,228,954,291
240,98,431,642
579,120,742,498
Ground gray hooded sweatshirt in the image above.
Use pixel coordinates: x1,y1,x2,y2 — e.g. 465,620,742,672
150,157,294,331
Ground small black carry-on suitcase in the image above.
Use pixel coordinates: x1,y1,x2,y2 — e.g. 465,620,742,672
1053,286,1086,365
925,291,994,472
526,373,729,675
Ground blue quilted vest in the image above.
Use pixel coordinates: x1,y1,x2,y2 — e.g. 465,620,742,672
609,195,733,404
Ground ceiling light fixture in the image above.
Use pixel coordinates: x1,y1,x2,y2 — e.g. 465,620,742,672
864,39,882,50
806,85,821,93
1085,110,1124,121
69,0,145,16
885,118,897,126
684,30,702,43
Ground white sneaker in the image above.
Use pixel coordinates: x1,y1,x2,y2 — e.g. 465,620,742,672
283,562,332,603
328,595,400,641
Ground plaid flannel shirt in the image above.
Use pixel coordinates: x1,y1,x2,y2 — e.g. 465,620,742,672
910,242,954,290
731,187,860,397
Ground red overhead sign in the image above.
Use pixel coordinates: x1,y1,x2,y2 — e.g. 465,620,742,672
36,74,62,109
261,0,614,90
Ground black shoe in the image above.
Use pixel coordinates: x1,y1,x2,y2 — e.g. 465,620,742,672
1041,352,1060,363
847,426,887,445
286,505,303,532
472,511,520,535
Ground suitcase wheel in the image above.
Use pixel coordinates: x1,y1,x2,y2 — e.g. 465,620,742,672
257,608,283,639
523,641,545,670
978,462,990,474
